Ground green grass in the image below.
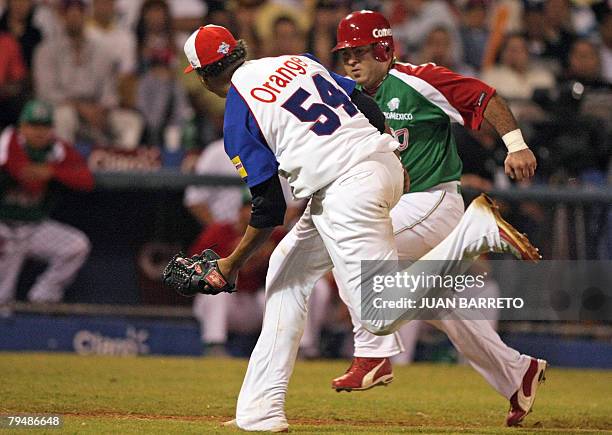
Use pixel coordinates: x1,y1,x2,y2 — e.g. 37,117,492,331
1,353,610,433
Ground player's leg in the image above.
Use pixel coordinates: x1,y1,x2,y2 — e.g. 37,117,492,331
0,223,28,309
26,220,91,303
333,189,464,389
235,204,334,432
363,194,540,335
311,152,404,342
192,292,232,355
299,276,332,358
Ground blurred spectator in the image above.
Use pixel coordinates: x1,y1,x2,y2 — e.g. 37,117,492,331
418,26,475,76
267,14,306,56
561,38,612,148
0,32,27,130
0,0,43,69
453,121,505,191
136,47,190,149
565,38,607,85
86,0,138,108
229,0,263,58
481,33,555,122
0,100,93,314
390,0,462,63
306,0,350,71
135,0,175,74
33,0,143,149
598,9,612,83
183,138,243,226
541,0,576,67
459,0,489,71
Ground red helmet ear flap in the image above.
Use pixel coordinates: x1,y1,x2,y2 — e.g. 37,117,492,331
372,41,393,62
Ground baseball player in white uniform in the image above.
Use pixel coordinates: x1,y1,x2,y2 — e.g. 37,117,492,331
180,25,546,431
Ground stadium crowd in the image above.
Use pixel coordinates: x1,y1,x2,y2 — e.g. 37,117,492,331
0,0,611,355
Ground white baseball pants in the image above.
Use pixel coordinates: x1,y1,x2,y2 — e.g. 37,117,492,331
341,187,464,359
234,155,530,431
0,220,91,304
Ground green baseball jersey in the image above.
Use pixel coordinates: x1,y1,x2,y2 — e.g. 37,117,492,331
362,62,495,193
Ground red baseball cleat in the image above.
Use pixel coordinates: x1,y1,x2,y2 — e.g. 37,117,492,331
472,194,541,262
332,357,393,392
506,358,548,426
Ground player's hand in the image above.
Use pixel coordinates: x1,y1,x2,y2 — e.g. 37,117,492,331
504,148,537,181
216,257,239,288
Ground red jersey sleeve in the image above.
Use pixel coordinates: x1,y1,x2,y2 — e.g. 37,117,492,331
395,63,495,130
0,128,45,193
0,35,26,83
51,142,95,191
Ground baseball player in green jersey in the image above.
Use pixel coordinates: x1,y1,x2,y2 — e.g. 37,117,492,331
330,10,542,427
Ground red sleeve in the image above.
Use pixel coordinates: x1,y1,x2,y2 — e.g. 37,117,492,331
189,223,236,257
51,142,95,191
1,129,46,193
0,35,26,82
395,63,495,130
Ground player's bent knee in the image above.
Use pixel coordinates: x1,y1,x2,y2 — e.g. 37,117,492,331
66,232,91,259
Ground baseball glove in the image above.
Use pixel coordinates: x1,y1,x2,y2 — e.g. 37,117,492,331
162,249,235,297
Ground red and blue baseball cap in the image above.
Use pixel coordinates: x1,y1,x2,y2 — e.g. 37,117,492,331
183,25,238,74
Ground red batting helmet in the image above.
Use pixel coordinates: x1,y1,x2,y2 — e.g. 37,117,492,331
333,10,394,62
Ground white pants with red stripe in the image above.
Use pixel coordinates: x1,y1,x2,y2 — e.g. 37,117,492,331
336,186,529,400
0,220,91,304
234,155,532,431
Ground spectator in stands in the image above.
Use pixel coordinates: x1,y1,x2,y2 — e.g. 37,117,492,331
390,0,462,63
306,0,350,72
418,26,475,77
563,38,612,125
0,32,27,130
86,0,138,108
541,0,576,67
33,0,143,149
137,47,190,149
459,0,489,72
0,100,93,316
0,0,43,69
597,9,612,83
565,38,608,86
481,33,555,122
136,0,175,74
266,14,306,57
453,122,504,192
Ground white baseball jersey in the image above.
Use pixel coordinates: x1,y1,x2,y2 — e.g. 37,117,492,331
224,53,399,198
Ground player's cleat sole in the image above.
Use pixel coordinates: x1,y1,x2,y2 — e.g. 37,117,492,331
472,194,541,262
332,357,394,392
506,358,548,427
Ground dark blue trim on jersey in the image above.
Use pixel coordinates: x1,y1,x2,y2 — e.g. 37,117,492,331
224,85,279,188
300,53,356,95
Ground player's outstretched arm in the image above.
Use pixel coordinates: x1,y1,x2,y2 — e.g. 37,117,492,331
217,174,287,283
483,94,537,181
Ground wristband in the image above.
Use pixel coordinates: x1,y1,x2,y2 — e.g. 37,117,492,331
502,129,529,153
